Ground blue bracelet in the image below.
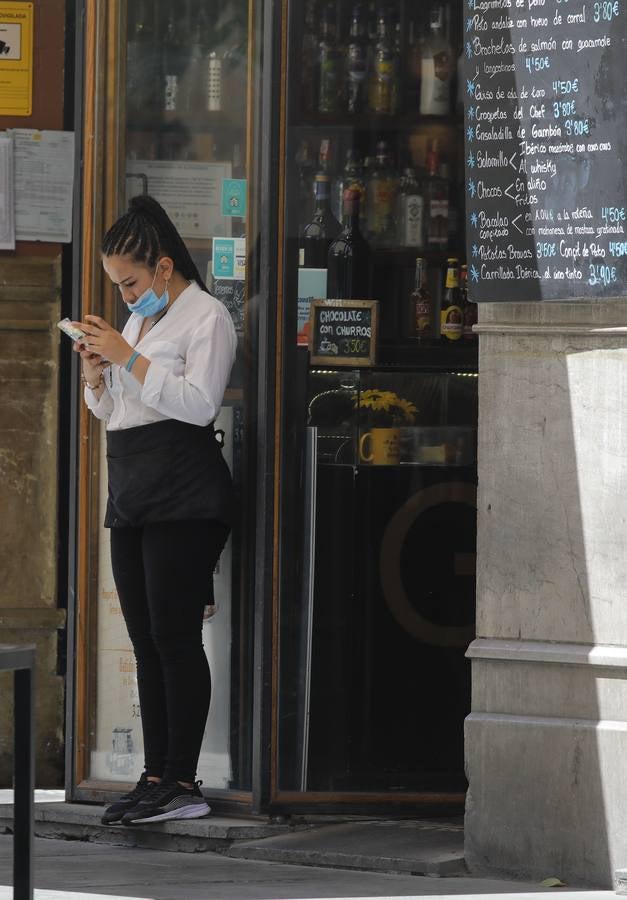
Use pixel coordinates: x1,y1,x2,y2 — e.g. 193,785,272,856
125,350,140,372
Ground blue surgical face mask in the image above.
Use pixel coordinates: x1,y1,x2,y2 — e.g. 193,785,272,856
127,262,169,317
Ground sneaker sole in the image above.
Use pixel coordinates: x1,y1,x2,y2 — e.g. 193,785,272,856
123,803,211,825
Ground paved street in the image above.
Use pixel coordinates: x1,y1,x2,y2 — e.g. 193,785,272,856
0,834,615,900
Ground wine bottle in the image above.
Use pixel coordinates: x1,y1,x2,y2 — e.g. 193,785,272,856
327,190,371,299
299,174,342,268
406,257,433,339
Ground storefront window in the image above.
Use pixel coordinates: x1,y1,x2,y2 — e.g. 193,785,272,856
277,0,479,796
87,0,253,793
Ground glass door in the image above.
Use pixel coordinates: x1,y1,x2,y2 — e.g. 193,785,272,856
73,0,273,804
275,0,478,805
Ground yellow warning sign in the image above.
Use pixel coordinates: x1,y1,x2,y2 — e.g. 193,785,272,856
0,2,34,116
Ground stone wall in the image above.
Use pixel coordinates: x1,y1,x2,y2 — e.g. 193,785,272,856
465,300,627,888
0,258,65,786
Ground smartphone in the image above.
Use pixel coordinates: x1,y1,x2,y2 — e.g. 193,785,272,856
57,318,86,342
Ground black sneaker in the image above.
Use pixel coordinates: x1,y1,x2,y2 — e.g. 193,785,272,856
101,773,158,825
121,780,210,825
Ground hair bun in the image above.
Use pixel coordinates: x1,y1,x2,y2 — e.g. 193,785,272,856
128,194,168,219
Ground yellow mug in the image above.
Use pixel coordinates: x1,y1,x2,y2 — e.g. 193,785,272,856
359,428,401,465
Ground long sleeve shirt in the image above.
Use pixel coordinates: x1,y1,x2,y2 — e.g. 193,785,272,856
84,282,237,430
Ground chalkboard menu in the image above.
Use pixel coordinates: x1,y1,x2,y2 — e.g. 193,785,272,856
309,300,378,366
464,1,626,301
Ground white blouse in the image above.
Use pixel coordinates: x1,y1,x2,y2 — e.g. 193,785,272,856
84,282,237,431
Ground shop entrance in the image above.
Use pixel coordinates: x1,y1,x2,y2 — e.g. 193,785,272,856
273,0,477,805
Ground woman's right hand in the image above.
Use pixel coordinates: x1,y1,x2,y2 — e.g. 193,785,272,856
73,336,109,387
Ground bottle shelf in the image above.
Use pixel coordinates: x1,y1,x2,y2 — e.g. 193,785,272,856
290,110,462,133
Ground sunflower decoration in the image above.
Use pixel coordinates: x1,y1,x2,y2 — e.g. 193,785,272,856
355,389,417,426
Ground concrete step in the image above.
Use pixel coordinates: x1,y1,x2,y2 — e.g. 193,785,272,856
0,801,309,854
0,800,466,877
224,818,467,877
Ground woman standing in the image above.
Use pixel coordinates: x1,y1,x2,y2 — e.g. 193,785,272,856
75,195,237,825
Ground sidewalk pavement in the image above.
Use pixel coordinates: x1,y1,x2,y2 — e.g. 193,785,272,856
0,835,616,900
0,792,615,900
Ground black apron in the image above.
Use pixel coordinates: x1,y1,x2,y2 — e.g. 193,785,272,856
104,418,234,528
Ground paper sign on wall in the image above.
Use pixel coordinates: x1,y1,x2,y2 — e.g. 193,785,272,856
12,129,75,242
0,3,34,117
126,160,232,239
212,237,246,280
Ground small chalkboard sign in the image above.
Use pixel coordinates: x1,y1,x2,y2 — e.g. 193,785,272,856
309,299,378,367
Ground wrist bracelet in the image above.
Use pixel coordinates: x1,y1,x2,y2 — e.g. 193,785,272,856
81,372,103,391
125,350,141,372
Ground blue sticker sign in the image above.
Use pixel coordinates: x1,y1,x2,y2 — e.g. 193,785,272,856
221,179,247,218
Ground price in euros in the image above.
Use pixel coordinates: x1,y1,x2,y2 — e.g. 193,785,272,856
564,117,590,136
552,79,579,95
553,100,576,118
594,0,620,21
340,338,369,355
588,264,617,287
526,56,551,73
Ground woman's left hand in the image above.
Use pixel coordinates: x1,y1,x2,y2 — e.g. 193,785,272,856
76,315,134,367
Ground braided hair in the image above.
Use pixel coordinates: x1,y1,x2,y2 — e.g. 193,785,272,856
101,194,209,292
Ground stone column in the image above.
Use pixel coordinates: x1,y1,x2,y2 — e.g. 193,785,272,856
465,299,627,888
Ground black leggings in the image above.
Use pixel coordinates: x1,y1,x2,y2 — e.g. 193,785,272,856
110,519,230,783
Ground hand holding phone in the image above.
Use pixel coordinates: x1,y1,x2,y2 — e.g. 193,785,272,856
57,318,87,342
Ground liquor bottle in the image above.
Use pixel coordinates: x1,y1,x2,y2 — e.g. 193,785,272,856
346,3,369,115
392,17,402,114
366,140,397,247
296,139,315,219
368,7,396,115
162,12,183,112
419,4,454,116
317,137,335,176
127,0,156,115
205,50,223,111
327,190,371,299
317,3,343,114
423,140,449,249
406,257,433,339
331,149,366,229
440,258,463,342
299,174,342,268
180,16,205,113
461,265,478,341
302,0,318,112
406,17,422,104
396,167,424,248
